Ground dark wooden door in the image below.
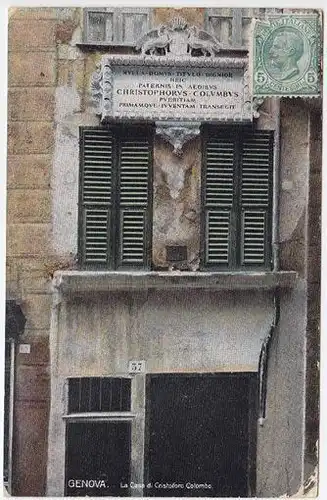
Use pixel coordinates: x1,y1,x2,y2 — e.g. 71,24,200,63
145,373,257,497
65,421,131,496
12,339,50,496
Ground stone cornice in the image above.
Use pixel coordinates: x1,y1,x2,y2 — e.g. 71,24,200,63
53,270,297,294
100,54,248,68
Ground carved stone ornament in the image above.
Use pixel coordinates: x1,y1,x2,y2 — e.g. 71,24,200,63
135,16,222,57
155,121,200,156
89,17,257,127
90,62,102,112
90,60,113,115
252,97,265,118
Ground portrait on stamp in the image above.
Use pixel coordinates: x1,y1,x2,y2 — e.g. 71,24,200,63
252,14,321,96
266,28,304,81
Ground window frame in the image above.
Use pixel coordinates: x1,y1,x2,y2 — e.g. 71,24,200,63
64,377,134,497
205,8,237,48
200,125,274,271
78,124,154,271
63,376,136,422
204,8,281,49
83,7,153,46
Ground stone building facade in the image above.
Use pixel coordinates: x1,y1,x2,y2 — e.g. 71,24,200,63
6,6,321,497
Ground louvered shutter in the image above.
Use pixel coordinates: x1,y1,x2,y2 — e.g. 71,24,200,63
240,131,273,268
204,134,236,267
203,128,273,269
80,128,113,266
118,134,151,267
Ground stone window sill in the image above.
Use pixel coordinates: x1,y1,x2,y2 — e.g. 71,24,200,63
63,412,136,422
53,270,297,294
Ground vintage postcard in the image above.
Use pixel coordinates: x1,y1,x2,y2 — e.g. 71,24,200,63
4,4,323,498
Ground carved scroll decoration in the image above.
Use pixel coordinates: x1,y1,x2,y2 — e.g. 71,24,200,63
90,60,113,114
155,122,200,156
252,97,265,118
90,63,102,113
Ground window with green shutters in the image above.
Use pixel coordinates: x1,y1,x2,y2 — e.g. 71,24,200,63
79,126,153,269
201,127,274,270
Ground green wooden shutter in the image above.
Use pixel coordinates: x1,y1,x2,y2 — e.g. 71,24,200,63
118,134,152,267
203,128,273,270
80,128,113,266
204,134,236,267
240,130,273,268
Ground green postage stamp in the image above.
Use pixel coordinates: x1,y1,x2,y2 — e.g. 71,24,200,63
252,14,321,97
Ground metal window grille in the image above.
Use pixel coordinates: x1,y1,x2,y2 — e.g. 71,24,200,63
68,377,132,413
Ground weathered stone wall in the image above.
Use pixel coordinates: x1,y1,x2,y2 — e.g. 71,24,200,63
153,137,201,268
304,105,321,478
7,6,89,331
7,7,84,495
7,8,56,495
56,290,274,376
153,7,205,27
7,8,56,334
256,99,311,496
279,99,310,277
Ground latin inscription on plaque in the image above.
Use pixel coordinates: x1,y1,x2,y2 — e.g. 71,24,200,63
112,66,248,121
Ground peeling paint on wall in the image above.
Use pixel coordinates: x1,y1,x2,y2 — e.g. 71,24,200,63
153,137,201,268
52,84,99,258
279,100,310,244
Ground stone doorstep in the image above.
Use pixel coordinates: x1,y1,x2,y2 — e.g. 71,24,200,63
53,270,298,293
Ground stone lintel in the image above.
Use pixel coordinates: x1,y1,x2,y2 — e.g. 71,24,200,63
53,270,297,294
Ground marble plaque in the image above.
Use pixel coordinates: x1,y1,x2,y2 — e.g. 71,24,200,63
111,65,248,121
91,55,253,123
